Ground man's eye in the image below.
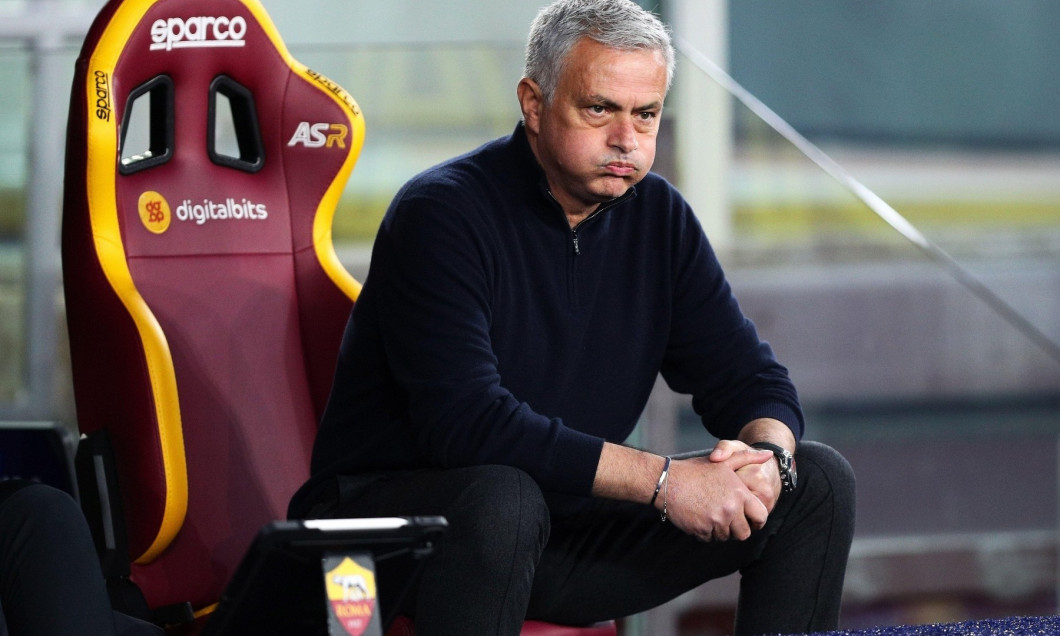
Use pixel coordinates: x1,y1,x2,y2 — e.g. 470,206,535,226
638,111,657,121
589,105,607,114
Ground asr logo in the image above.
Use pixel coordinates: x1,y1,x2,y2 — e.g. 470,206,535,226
288,122,348,149
138,191,171,234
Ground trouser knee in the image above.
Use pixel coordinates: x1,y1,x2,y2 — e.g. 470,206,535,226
796,441,855,493
410,465,550,628
794,441,856,526
0,481,87,547
443,465,551,570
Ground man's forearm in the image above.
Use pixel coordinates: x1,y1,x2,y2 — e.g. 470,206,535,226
591,441,667,504
591,418,795,505
595,439,773,541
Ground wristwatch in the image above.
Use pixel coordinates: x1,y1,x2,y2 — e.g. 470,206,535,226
750,442,797,493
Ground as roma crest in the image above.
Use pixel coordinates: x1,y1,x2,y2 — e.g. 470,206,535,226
323,554,382,636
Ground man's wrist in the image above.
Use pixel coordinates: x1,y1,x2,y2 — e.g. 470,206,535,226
649,455,671,506
737,417,797,455
749,441,797,493
594,443,675,506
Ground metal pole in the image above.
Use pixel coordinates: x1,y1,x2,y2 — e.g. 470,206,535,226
0,3,94,419
22,30,67,418
671,0,732,249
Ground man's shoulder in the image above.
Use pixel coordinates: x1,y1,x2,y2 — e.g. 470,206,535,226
381,133,529,237
402,134,515,197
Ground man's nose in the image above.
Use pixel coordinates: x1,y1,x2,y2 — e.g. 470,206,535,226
609,117,638,154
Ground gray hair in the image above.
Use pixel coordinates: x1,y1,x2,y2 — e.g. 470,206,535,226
524,0,675,103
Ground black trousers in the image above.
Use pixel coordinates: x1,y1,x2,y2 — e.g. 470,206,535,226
0,480,116,636
0,481,163,636
308,441,855,636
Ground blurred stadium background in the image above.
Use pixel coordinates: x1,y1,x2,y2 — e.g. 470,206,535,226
1,1,1058,634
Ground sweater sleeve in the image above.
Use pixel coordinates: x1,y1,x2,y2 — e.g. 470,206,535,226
371,187,603,496
660,203,804,442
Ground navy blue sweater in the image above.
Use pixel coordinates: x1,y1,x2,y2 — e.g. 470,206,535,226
294,123,802,515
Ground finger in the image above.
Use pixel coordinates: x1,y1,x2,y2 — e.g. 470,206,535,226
730,513,753,541
742,462,779,491
736,461,782,513
722,449,774,471
744,494,770,531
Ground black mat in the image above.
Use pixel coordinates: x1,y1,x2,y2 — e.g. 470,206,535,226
804,615,1060,636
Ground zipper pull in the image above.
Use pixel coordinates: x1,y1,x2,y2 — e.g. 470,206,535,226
571,231,581,256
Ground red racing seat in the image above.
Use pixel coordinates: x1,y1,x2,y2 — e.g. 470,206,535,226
63,0,363,626
62,1,616,634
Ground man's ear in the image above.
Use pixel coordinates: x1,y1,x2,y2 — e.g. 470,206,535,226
517,77,544,135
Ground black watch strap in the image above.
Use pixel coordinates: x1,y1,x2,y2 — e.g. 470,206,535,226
750,441,797,493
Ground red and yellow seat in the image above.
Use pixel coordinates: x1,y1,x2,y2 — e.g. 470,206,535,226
64,0,362,624
63,1,615,634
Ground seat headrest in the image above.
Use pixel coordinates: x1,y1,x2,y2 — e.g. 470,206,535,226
82,0,364,265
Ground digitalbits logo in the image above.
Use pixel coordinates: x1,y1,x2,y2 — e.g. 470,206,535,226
138,191,171,234
174,197,268,225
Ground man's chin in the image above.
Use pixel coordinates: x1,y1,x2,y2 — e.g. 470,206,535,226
592,179,635,201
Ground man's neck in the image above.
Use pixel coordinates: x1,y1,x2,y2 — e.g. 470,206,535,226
565,206,597,229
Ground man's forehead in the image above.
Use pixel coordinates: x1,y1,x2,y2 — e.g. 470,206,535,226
570,38,666,69
563,43,668,102
567,40,664,71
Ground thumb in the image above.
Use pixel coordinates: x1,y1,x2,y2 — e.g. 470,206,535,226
708,442,735,462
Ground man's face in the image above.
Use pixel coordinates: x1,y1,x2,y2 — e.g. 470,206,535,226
520,37,668,221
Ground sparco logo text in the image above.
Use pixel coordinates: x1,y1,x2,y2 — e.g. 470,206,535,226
150,16,248,51
92,71,112,122
175,198,268,225
93,70,112,121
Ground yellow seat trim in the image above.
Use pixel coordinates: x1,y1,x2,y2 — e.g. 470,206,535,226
242,0,366,303
85,0,188,565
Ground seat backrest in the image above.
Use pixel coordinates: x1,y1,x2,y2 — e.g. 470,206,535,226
62,0,363,614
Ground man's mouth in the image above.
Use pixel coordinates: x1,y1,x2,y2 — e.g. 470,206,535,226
604,161,637,177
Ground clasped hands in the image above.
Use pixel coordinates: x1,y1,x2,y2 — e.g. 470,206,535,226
660,440,781,542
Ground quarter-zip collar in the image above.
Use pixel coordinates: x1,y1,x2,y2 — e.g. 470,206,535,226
561,188,636,255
